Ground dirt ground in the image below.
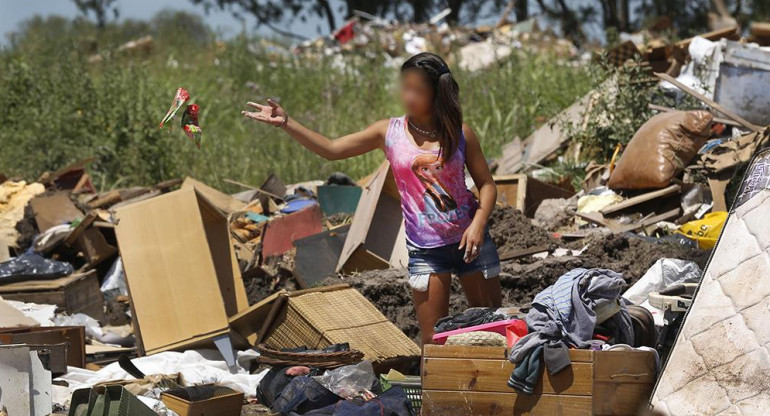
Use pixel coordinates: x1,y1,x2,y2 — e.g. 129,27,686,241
327,207,710,343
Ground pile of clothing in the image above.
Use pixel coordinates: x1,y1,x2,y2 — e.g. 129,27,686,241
507,268,641,394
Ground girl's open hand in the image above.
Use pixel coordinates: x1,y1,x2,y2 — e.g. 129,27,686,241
242,99,287,127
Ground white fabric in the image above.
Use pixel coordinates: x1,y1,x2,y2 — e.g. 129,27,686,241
623,258,702,305
54,349,267,408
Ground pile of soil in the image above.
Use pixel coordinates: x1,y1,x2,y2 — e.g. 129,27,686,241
243,264,298,305
488,206,556,253
329,218,709,343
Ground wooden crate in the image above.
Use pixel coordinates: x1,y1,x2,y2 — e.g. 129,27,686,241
422,345,656,416
0,270,105,321
487,175,575,218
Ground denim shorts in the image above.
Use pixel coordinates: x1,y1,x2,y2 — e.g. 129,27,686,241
406,231,501,292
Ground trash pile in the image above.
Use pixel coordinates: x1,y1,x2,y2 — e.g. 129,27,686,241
2,14,770,416
292,10,577,69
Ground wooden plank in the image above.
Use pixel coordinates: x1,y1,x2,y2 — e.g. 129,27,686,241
422,357,593,395
499,245,550,262
655,72,763,132
0,271,95,292
423,345,593,362
600,184,681,215
422,390,593,416
675,24,740,50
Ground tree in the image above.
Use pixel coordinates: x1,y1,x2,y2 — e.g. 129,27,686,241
72,0,119,28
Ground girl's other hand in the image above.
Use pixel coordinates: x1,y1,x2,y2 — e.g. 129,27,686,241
242,99,287,127
459,220,485,263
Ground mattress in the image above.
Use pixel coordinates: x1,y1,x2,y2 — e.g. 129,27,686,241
651,147,770,415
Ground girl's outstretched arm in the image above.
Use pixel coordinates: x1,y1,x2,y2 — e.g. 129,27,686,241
242,99,387,160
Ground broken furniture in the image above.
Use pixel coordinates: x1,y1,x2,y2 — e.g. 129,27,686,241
651,148,770,414
0,344,52,416
181,177,246,214
421,344,656,416
491,174,575,217
0,270,105,321
0,326,86,375
260,284,420,367
114,187,249,364
336,161,408,273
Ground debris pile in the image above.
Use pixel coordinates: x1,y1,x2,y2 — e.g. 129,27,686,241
2,13,770,416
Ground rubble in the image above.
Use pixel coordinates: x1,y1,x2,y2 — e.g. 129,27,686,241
3,13,770,416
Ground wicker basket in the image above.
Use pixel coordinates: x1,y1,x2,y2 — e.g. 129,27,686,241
262,285,420,363
256,343,364,369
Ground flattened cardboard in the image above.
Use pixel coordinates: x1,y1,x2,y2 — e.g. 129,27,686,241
336,161,408,273
114,187,247,355
29,193,84,232
182,177,246,214
261,204,323,257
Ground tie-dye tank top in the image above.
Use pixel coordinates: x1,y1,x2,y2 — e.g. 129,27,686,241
384,116,478,248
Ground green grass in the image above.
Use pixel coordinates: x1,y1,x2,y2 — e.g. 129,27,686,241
0,13,591,192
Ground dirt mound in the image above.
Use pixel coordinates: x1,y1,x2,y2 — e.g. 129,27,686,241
331,231,709,343
488,206,556,252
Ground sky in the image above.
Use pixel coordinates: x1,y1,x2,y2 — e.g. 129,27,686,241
0,0,338,41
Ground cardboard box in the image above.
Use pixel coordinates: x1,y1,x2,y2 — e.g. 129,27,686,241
336,161,408,273
114,187,248,356
422,345,656,416
161,387,244,416
0,270,105,321
0,326,86,374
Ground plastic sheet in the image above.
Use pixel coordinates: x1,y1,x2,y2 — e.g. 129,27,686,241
312,360,376,400
100,257,128,303
0,252,73,283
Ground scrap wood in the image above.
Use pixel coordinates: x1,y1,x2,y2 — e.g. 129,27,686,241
223,178,284,200
498,245,550,261
600,184,681,216
648,104,741,127
674,24,740,51
655,72,763,132
577,207,680,234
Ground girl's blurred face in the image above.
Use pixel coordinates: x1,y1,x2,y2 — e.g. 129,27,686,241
400,69,433,117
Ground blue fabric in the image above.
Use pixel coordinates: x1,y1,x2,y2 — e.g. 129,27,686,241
507,345,544,395
405,230,500,281
293,386,415,416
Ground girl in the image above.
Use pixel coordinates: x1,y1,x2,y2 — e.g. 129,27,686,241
242,52,502,346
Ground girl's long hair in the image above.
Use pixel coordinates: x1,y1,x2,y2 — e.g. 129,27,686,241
401,53,462,162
